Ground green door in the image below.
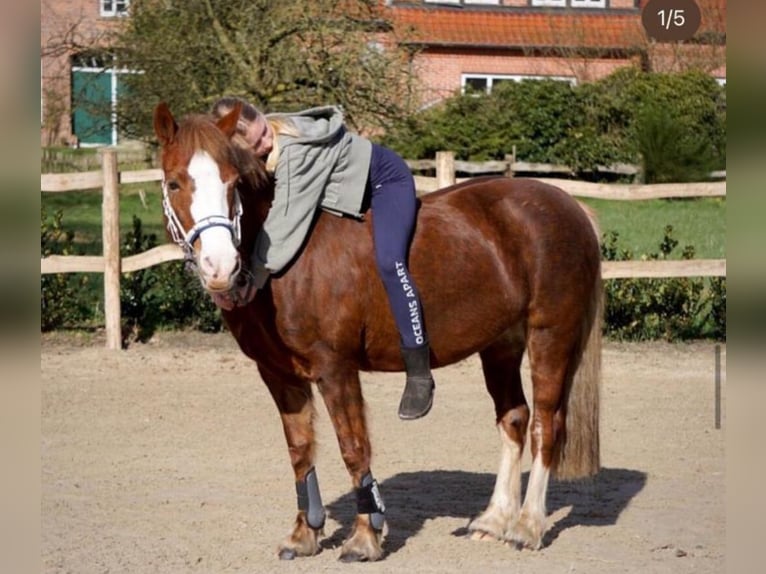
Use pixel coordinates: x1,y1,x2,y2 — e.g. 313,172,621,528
72,69,112,145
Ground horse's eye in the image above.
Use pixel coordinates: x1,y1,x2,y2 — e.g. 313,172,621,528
166,180,181,193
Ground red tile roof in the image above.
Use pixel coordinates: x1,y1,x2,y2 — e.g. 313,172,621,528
392,8,646,50
388,1,725,51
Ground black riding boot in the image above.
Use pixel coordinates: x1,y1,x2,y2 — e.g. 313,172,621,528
398,344,436,420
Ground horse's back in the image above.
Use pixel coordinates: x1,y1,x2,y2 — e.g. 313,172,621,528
400,176,600,364
421,176,596,251
269,176,600,370
415,176,600,297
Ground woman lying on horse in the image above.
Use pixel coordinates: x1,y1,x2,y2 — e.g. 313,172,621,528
210,97,436,421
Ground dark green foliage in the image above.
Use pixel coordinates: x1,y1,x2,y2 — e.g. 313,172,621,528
41,208,93,331
120,216,161,343
635,105,717,184
119,216,223,343
602,226,725,341
707,277,727,341
382,68,726,180
41,212,223,337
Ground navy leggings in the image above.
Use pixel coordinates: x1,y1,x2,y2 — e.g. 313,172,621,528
368,143,427,350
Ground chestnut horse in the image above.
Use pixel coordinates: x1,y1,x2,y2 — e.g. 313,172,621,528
153,102,602,561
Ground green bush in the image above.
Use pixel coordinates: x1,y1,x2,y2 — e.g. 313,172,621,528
381,67,726,180
41,211,223,337
119,216,222,344
41,207,94,331
602,226,725,341
635,105,717,183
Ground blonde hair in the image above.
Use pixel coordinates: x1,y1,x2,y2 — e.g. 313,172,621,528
211,96,298,173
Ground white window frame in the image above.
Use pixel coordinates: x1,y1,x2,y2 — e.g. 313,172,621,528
100,0,130,18
570,0,607,8
532,0,606,7
461,73,576,95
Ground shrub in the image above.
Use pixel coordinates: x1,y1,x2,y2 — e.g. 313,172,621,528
119,216,223,344
381,68,726,180
120,216,162,343
41,211,223,337
635,104,717,183
40,207,94,330
602,226,725,341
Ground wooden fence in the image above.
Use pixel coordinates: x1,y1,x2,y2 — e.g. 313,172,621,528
41,149,726,350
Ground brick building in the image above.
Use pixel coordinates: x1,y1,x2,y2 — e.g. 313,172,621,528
41,1,129,147
40,0,726,147
390,0,725,107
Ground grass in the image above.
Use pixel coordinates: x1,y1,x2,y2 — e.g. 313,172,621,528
42,187,726,260
42,184,166,253
581,197,726,259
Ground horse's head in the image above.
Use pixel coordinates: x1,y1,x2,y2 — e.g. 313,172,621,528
153,101,250,294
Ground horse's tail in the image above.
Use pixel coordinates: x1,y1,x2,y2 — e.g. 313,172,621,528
553,208,603,480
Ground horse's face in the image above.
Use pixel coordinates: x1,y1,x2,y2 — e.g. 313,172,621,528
153,102,244,293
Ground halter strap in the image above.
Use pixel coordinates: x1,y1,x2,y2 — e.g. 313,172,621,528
161,179,243,264
186,215,238,247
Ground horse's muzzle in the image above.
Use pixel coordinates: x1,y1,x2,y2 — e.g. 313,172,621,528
198,253,242,293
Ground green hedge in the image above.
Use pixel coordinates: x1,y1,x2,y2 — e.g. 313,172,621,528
601,226,725,341
381,67,726,182
42,211,223,343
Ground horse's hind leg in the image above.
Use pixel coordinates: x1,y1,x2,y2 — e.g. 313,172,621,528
317,365,385,562
506,325,575,549
469,332,529,542
259,366,325,560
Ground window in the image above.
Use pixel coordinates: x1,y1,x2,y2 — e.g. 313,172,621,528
462,74,576,95
424,0,500,4
71,51,134,145
531,0,606,7
570,0,607,7
100,0,130,17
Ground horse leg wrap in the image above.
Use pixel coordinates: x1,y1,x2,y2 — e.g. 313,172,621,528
296,467,326,530
356,471,386,531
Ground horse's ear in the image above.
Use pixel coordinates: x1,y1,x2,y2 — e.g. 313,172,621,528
216,101,243,139
153,102,178,146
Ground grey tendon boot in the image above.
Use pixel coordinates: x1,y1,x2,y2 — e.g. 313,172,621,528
398,344,436,420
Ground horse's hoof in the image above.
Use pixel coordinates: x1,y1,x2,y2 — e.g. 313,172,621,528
470,530,499,542
338,551,368,563
278,548,297,561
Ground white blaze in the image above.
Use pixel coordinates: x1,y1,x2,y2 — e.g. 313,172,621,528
187,151,239,289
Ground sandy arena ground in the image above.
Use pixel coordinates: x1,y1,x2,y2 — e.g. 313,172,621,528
42,331,725,573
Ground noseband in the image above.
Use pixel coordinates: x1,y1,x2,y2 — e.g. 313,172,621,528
161,178,243,266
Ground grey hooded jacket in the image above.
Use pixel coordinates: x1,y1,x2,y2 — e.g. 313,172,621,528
252,106,372,286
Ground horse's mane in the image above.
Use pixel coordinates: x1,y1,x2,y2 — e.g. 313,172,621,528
175,113,271,192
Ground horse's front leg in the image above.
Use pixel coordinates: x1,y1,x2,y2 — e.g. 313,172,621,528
317,366,386,562
259,365,325,560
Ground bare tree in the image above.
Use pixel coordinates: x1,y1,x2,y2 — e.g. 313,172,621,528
528,5,726,81
114,0,422,139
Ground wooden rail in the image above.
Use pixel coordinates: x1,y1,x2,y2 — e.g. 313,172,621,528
40,248,725,280
41,149,726,349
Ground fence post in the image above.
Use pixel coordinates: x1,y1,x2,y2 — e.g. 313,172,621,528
100,148,122,350
435,151,455,189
